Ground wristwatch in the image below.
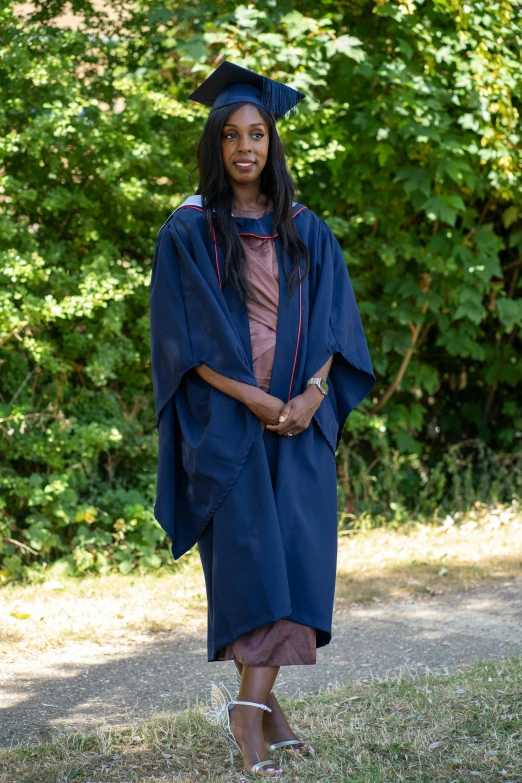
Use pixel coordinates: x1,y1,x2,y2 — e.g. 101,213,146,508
306,377,329,396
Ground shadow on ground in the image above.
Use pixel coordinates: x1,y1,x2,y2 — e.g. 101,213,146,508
1,580,521,748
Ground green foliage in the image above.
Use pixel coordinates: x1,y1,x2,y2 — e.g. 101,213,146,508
1,0,521,578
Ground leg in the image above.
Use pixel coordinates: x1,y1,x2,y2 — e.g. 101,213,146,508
229,664,283,776
234,661,313,756
262,692,314,753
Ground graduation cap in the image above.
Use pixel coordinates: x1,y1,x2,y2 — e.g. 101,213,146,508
187,61,306,120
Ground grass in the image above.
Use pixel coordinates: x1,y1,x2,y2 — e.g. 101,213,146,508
1,504,521,657
336,503,522,605
0,555,207,656
1,657,521,782
1,506,521,780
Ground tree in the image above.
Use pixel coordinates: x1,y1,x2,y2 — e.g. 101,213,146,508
1,0,521,579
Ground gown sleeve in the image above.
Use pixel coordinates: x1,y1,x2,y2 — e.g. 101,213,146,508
150,223,196,423
149,215,260,557
150,216,258,423
305,220,375,450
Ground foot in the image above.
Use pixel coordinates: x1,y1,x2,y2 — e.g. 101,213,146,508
229,704,283,776
262,692,315,755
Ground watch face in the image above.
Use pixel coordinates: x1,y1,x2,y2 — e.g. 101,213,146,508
307,377,329,395
320,378,329,394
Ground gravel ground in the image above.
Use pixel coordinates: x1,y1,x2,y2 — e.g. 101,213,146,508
1,580,521,748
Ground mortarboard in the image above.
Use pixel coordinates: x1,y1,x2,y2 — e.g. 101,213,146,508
187,61,306,120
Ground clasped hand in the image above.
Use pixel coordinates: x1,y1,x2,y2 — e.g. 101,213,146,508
251,386,324,436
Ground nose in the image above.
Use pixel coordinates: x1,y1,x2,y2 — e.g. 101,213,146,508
237,133,252,153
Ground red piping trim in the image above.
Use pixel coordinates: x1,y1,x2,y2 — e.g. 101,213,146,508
237,206,308,237
288,268,302,401
177,204,307,218
176,204,307,290
211,226,222,290
288,206,306,399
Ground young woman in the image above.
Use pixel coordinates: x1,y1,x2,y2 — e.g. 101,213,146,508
150,62,374,778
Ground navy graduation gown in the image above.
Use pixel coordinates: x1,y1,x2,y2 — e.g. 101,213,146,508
150,196,375,660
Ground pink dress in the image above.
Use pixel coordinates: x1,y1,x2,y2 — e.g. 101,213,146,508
215,204,316,666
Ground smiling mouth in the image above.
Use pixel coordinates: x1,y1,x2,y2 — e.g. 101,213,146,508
234,161,255,169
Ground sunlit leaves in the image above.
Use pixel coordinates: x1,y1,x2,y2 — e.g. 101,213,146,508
325,35,366,63
0,0,521,577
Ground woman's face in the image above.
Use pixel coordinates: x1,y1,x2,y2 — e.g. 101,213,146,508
220,104,269,186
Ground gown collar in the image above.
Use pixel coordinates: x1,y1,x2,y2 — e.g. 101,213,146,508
173,195,304,239
232,212,278,238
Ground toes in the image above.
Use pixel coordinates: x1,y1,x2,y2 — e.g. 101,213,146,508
284,742,314,755
253,765,282,777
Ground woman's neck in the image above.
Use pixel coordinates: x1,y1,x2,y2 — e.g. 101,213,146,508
230,181,268,213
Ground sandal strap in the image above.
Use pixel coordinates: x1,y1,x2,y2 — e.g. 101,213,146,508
268,739,303,750
250,759,279,773
229,699,272,713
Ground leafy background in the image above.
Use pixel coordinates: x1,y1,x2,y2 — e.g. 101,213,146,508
1,0,521,580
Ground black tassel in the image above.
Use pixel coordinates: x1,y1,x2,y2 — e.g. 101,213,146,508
261,76,300,118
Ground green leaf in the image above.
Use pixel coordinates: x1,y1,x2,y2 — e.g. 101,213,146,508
496,299,522,331
257,33,285,48
442,158,476,191
280,11,317,39
395,38,414,60
436,328,485,360
118,560,134,575
502,205,519,229
453,287,483,325
147,7,174,25
509,229,522,250
375,142,395,167
326,35,366,62
422,195,466,226
394,167,432,198
235,5,266,28
394,431,422,454
454,299,483,324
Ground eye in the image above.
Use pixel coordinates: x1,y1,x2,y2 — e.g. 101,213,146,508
252,132,264,139
223,132,237,140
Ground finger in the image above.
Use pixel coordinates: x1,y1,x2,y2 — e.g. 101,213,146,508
277,402,293,424
266,408,296,433
283,419,310,436
266,422,289,432
266,413,295,433
273,414,297,435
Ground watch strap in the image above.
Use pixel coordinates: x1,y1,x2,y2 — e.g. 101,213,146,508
306,377,329,396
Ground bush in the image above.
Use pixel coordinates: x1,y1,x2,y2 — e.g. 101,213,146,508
1,1,521,578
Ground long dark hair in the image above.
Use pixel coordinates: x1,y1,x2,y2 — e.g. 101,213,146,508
195,102,310,300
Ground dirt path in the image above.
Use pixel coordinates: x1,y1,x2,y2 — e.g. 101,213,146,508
2,580,521,749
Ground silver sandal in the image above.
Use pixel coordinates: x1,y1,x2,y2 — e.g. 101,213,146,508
205,681,283,777
235,669,316,757
268,738,316,756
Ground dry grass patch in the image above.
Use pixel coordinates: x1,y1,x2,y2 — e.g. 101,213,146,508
336,504,522,605
0,551,206,657
1,506,521,658
1,657,521,782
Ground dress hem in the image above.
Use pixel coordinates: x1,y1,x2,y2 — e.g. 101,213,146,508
207,611,332,662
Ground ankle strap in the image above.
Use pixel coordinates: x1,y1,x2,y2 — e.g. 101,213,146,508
229,699,272,713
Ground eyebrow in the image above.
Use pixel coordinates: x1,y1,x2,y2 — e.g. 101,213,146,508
223,122,266,128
